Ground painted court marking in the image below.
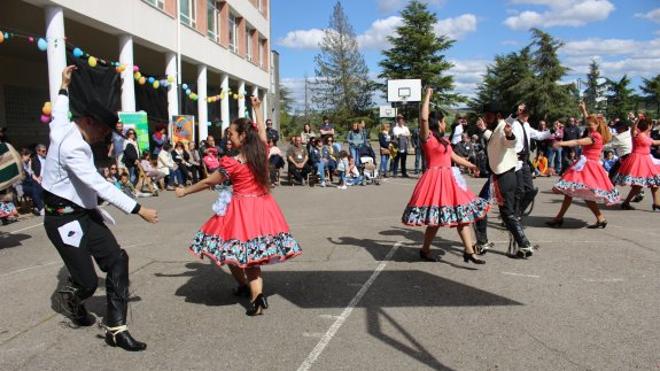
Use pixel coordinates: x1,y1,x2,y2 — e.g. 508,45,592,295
501,271,541,278
296,241,402,371
5,222,44,235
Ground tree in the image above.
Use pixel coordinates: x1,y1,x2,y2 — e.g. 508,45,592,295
312,1,373,125
278,84,294,136
379,0,460,111
606,75,633,120
583,60,606,114
640,74,660,116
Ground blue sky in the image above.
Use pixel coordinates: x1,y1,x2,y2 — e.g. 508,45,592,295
271,0,659,111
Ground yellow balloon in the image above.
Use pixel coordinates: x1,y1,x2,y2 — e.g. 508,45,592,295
139,77,146,85
42,105,52,116
219,93,225,99
167,75,175,83
152,80,160,89
88,56,97,67
233,94,238,99
134,72,142,80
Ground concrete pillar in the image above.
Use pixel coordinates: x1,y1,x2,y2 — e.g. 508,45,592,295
251,86,259,120
44,6,67,103
238,80,246,118
197,64,208,140
165,53,179,119
262,91,268,122
118,35,136,112
221,73,230,130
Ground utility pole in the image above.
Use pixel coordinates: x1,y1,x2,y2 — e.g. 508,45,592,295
304,73,309,119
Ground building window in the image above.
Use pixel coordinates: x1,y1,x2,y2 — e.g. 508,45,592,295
228,14,237,53
246,29,253,61
258,0,263,12
207,1,218,40
143,0,164,10
258,39,264,67
180,0,196,28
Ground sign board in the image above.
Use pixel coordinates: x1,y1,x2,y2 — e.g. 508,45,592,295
379,106,397,118
118,111,149,153
171,115,195,145
387,79,422,102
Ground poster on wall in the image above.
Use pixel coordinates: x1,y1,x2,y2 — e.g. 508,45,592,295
118,111,150,153
171,115,195,145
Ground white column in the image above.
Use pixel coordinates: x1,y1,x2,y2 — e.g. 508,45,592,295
197,64,208,141
165,52,179,119
45,6,67,103
221,73,230,130
118,35,136,112
262,92,268,122
251,86,259,119
238,80,246,118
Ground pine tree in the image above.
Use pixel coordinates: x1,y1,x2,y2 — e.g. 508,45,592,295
606,75,633,120
583,60,606,113
640,74,660,116
378,0,459,110
312,1,373,122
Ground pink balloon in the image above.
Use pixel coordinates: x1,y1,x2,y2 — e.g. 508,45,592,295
28,36,34,43
133,65,140,72
40,114,51,123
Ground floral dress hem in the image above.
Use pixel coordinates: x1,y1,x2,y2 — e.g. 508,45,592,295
402,198,490,227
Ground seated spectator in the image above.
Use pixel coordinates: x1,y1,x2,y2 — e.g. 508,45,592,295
309,138,328,187
0,189,18,225
171,141,191,185
266,118,280,145
187,142,201,182
157,142,179,190
117,172,153,199
268,138,285,186
140,151,166,186
287,136,311,185
345,156,364,187
533,152,551,177
200,135,221,157
336,150,349,190
108,164,120,183
203,147,220,172
602,150,618,172
322,137,338,183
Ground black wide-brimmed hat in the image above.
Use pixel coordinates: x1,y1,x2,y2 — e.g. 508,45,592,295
482,102,504,114
85,99,118,128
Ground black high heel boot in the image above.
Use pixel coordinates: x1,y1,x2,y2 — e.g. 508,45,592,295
545,218,564,228
586,220,608,229
463,251,486,264
105,326,147,352
419,250,439,262
246,294,268,316
621,203,635,210
652,204,660,211
232,284,250,297
57,285,96,327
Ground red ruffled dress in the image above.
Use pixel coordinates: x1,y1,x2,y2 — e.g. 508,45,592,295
553,131,621,205
402,135,489,227
189,156,302,268
612,132,660,187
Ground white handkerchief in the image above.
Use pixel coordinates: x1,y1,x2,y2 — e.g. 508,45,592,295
97,208,116,225
57,220,83,248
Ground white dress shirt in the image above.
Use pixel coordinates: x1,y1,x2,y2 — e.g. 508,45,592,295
609,130,632,157
484,120,519,175
450,124,464,145
42,94,137,214
507,117,553,170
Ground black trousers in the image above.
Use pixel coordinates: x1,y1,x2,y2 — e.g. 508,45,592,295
288,161,311,183
608,154,628,181
474,168,530,247
515,162,536,218
44,209,129,326
392,152,408,176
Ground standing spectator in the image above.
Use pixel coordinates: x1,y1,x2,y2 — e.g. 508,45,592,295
286,136,310,185
563,117,581,158
319,116,335,141
411,125,426,174
347,122,367,165
268,138,285,186
187,142,201,183
151,124,168,156
449,116,467,146
336,151,349,189
171,141,190,185
301,123,317,147
378,123,391,177
547,121,564,174
392,114,411,177
108,122,125,169
122,129,139,184
535,121,551,156
200,135,221,156
266,118,280,145
30,144,47,213
157,142,178,190
20,148,44,215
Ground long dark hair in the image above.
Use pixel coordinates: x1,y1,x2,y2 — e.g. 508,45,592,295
428,111,449,148
233,118,270,191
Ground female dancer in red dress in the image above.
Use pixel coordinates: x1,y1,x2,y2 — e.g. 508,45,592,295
176,97,302,316
613,117,660,210
402,88,489,263
547,102,621,228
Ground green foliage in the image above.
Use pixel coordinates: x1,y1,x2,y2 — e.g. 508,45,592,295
312,1,373,116
378,0,461,110
606,75,634,120
640,74,660,115
583,60,607,113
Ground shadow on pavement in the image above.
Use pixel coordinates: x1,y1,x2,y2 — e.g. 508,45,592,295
0,232,31,249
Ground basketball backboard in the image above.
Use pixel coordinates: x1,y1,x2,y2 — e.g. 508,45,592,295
387,79,422,102
379,106,397,118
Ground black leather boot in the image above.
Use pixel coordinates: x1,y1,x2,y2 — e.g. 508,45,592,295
503,214,533,257
57,280,96,327
104,250,146,352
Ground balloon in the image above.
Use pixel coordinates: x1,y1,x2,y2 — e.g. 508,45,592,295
147,77,155,84
42,105,52,116
0,33,4,44
185,89,192,95
88,56,97,67
72,47,83,58
167,75,175,83
161,80,169,88
37,38,47,51
182,83,188,90
134,72,142,80
152,80,160,89
44,101,52,107
68,111,72,120
28,36,34,43
219,93,225,99
133,65,140,72
139,77,146,85
40,114,51,124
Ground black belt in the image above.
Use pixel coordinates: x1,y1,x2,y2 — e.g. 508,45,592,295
44,191,86,215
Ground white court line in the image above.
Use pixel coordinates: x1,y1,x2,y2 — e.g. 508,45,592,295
5,222,44,235
297,241,401,371
501,271,540,278
582,278,624,283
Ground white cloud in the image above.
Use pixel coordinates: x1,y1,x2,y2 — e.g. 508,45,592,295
448,59,490,97
356,16,402,49
434,14,478,40
635,8,660,23
377,0,445,13
278,29,326,49
504,0,615,30
562,38,660,58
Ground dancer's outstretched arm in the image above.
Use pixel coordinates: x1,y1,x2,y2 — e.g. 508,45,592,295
176,171,225,198
451,152,477,170
419,87,433,141
250,96,267,144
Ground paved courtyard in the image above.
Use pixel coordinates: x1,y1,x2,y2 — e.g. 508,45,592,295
1,176,658,370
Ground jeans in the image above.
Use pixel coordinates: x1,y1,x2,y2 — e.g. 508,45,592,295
392,152,408,176
127,166,137,185
349,146,361,165
345,175,364,186
167,168,184,186
414,147,425,173
547,148,562,173
22,179,44,210
316,162,326,182
380,154,389,175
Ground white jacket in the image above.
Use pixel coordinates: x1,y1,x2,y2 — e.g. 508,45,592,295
484,120,519,175
41,94,137,214
157,150,174,175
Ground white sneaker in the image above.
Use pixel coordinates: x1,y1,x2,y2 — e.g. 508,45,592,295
338,185,347,190
320,181,326,187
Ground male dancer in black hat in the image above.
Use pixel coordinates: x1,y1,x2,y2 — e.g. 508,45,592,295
42,65,158,351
